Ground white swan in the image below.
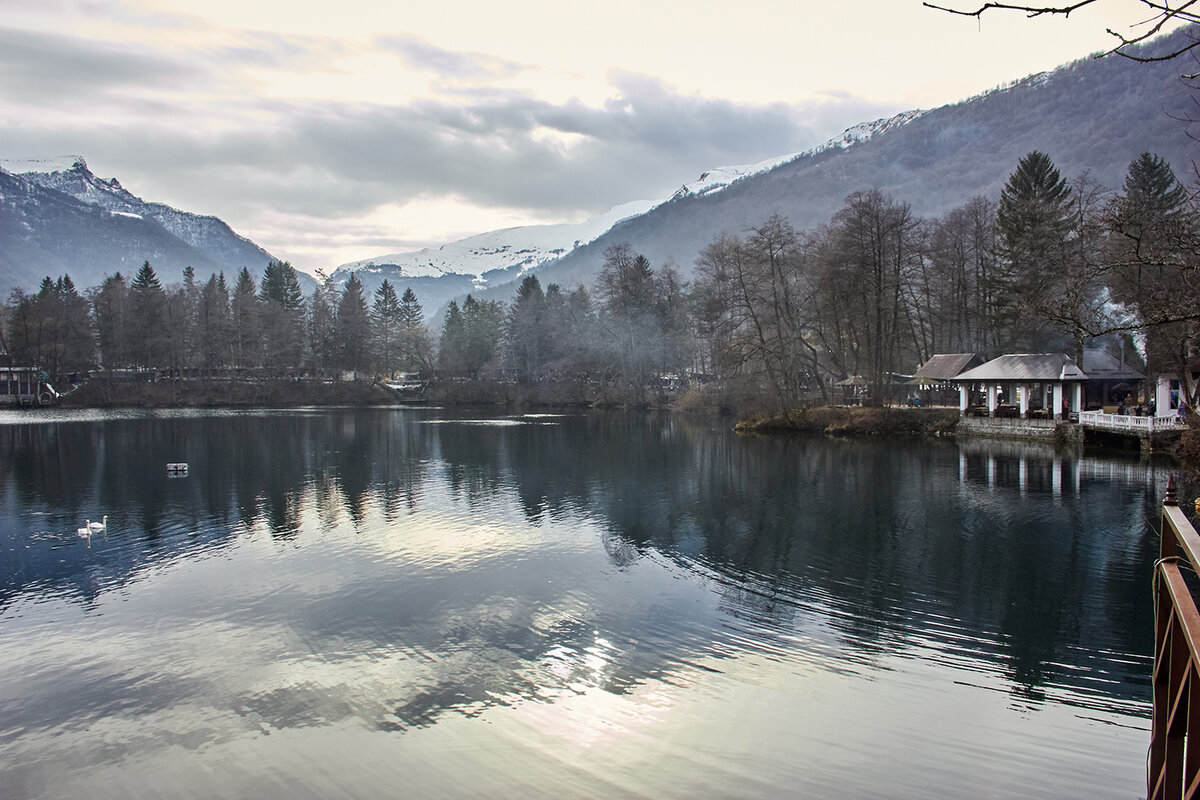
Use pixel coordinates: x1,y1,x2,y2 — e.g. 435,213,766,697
87,516,107,531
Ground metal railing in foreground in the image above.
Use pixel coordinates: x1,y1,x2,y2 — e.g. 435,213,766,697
1150,476,1200,799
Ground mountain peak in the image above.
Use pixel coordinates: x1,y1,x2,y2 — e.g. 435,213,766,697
0,155,88,175
0,155,283,293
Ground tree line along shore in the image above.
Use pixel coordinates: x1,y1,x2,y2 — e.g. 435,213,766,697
4,150,1198,436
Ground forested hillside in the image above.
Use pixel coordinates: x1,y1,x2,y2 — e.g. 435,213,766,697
517,27,1199,294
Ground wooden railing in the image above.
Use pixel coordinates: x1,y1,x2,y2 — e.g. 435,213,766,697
1149,477,1200,799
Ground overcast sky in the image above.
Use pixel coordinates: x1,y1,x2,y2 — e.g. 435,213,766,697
0,0,1184,274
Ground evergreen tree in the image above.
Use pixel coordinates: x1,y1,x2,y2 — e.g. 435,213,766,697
231,267,259,368
334,273,371,372
130,261,167,369
371,279,402,376
1107,152,1199,404
307,272,338,374
175,266,201,372
438,300,465,374
92,272,130,370
259,260,305,310
995,151,1073,351
53,274,95,377
398,286,424,329
508,275,548,379
197,272,232,374
3,277,93,378
438,295,503,378
1111,152,1191,257
396,287,431,373
258,260,305,372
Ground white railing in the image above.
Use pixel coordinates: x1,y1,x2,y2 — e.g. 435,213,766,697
1077,410,1187,433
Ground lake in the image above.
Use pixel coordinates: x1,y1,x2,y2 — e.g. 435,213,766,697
0,406,1167,799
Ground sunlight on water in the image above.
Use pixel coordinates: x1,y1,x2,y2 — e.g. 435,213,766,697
0,408,1165,799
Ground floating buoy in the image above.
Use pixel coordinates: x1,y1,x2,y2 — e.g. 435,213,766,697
166,462,189,476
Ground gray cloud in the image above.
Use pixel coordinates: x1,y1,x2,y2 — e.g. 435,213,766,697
17,75,898,214
0,26,198,102
375,35,527,81
0,58,904,267
211,30,354,72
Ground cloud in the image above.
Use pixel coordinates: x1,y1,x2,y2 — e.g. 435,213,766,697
0,17,905,270
0,26,198,103
375,35,527,81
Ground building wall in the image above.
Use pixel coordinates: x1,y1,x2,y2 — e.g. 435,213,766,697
957,417,1067,442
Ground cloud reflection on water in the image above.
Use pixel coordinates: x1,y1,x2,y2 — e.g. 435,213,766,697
0,408,1164,799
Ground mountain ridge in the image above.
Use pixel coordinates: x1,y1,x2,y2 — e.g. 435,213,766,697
0,156,290,292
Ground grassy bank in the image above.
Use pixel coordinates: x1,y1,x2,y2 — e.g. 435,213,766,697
57,378,392,408
734,406,960,437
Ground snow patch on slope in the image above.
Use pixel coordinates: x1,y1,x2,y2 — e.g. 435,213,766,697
338,199,657,283
0,155,87,175
669,110,926,202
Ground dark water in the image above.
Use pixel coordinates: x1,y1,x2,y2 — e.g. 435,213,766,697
0,406,1168,799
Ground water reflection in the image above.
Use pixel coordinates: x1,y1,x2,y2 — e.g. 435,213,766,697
0,408,1166,799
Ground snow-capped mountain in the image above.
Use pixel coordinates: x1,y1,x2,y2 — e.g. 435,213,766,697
330,110,927,303
667,110,926,202
336,200,658,286
0,156,288,292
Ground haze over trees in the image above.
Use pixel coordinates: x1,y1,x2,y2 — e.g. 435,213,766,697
3,150,1198,416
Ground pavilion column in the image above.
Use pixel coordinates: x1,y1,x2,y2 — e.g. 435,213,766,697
1156,376,1173,417
1071,383,1083,414
1019,384,1030,418
959,384,969,415
1053,383,1064,419
987,384,998,416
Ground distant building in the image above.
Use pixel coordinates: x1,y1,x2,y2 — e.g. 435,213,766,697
910,354,984,405
0,367,58,406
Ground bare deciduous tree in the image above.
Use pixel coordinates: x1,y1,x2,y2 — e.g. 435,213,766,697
924,1,1200,70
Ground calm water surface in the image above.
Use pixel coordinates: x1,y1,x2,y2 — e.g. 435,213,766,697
0,406,1167,799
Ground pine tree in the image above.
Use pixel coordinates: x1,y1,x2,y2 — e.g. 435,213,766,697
258,260,305,372
130,261,167,369
371,279,402,376
1107,152,1198,399
307,272,337,374
995,151,1073,351
231,267,259,368
334,273,371,372
1112,152,1191,255
438,300,465,375
396,288,431,373
54,274,95,378
198,272,232,374
92,272,130,370
509,275,547,379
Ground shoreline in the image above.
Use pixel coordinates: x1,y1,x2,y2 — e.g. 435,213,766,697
34,381,1197,464
53,377,395,409
734,406,961,438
